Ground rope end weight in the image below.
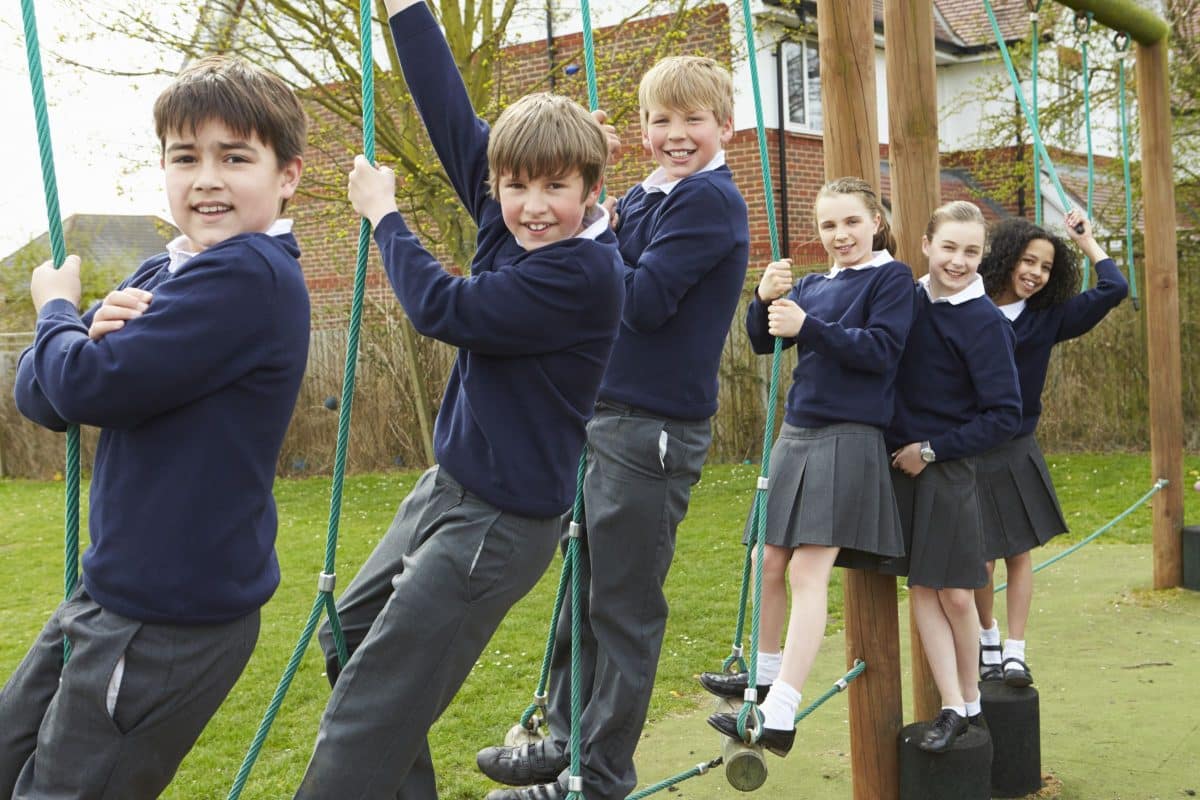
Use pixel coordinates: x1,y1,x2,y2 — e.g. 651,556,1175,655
504,721,544,747
1132,296,1141,311
721,736,768,791
1073,221,1085,235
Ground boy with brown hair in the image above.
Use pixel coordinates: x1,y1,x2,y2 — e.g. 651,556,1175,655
478,54,750,800
2,55,309,798
293,1,625,797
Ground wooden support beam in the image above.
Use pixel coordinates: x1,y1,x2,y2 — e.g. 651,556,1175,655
1055,0,1169,46
1135,39,1184,588
883,0,941,722
819,1,902,797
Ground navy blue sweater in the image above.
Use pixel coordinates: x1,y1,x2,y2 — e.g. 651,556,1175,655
388,6,624,517
600,169,749,420
1007,257,1128,436
746,260,915,428
13,233,309,624
887,284,1021,460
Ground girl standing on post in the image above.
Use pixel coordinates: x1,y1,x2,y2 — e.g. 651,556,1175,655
701,177,913,755
974,209,1127,687
887,200,1021,752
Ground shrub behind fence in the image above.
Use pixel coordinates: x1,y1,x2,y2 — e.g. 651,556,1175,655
2,254,1195,479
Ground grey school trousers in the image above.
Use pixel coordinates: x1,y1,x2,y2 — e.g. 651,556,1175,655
0,589,258,800
298,466,561,800
546,403,711,800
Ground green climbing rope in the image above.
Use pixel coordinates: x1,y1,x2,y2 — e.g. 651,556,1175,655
562,5,605,798
19,0,82,665
1077,11,1095,287
994,479,1167,593
1113,31,1140,310
733,0,786,746
982,0,1080,221
1030,0,1044,225
225,1,374,796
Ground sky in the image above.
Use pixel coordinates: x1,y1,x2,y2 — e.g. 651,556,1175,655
2,2,173,258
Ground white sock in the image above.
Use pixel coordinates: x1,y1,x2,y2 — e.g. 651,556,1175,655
980,621,1001,665
964,696,982,717
758,679,801,731
941,704,967,718
756,651,782,685
1003,638,1027,667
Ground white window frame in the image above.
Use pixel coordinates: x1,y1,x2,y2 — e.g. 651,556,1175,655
781,38,822,135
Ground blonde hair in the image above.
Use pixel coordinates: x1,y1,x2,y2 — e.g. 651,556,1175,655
638,56,734,126
815,177,897,253
924,200,986,240
488,92,608,200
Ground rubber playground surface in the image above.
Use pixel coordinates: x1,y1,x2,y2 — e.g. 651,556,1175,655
627,542,1200,800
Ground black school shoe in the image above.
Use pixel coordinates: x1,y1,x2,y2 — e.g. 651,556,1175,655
706,712,795,757
485,782,566,800
918,708,969,753
979,643,1004,682
698,670,772,700
1002,656,1033,688
476,740,566,786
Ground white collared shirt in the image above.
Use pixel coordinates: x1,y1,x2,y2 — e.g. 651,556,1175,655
575,203,611,241
827,249,894,279
166,218,294,273
997,299,1026,321
918,272,986,305
640,150,727,196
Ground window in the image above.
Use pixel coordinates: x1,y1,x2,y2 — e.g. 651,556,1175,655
783,39,822,132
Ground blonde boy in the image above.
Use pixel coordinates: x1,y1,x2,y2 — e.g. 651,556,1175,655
477,55,751,800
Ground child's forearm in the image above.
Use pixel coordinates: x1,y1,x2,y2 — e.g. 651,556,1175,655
383,0,424,17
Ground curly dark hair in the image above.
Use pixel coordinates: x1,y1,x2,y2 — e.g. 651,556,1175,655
980,217,1081,310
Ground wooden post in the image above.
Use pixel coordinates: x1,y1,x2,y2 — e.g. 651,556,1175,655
883,0,941,724
1135,39,1184,588
818,1,902,797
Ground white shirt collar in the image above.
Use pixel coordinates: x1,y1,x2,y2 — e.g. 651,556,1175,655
998,299,1026,321
641,150,726,196
918,272,986,305
575,203,610,241
166,218,294,273
827,249,893,278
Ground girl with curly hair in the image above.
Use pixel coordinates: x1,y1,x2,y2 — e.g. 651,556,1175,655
974,209,1128,688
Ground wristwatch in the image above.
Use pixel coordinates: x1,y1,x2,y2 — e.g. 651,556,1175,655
919,441,936,463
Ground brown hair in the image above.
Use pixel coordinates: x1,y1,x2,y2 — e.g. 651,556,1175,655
487,92,608,201
154,55,307,167
815,177,897,253
639,55,735,126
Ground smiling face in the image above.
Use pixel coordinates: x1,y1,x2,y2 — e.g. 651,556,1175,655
815,192,881,269
497,169,600,250
640,105,733,182
999,238,1056,304
162,118,301,253
922,219,986,299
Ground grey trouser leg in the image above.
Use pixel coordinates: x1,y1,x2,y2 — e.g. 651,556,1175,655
547,407,711,800
296,466,560,800
0,590,258,800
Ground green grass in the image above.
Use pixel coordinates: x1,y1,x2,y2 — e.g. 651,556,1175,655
1,453,1197,799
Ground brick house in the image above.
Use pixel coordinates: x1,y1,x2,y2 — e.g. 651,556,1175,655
290,0,1144,317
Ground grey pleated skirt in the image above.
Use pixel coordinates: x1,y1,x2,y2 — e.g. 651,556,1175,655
978,433,1068,560
881,459,988,590
741,422,905,565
